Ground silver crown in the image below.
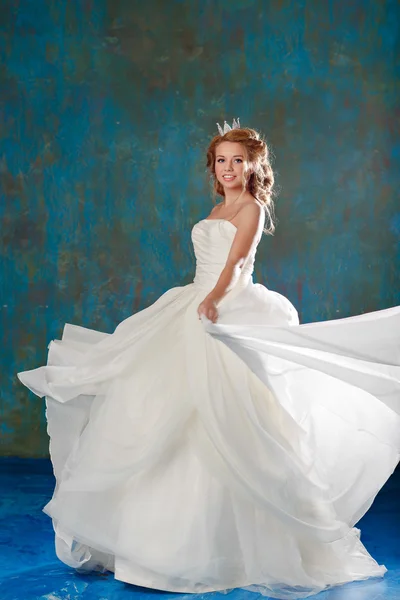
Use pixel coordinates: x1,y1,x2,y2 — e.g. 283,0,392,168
216,118,240,136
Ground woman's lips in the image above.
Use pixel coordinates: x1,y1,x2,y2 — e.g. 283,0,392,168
223,175,236,180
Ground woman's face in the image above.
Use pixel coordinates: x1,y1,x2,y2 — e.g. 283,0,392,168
214,141,248,191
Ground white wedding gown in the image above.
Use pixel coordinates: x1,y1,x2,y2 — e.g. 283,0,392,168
18,218,400,599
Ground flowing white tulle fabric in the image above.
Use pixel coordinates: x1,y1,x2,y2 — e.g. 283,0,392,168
18,218,400,599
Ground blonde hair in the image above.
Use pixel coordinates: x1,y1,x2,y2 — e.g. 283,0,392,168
206,127,276,235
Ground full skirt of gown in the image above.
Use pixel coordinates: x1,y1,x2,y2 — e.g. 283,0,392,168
17,219,400,599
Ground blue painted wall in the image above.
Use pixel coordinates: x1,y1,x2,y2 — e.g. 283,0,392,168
1,0,399,456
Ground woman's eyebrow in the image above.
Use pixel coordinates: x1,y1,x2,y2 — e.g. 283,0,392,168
216,154,244,158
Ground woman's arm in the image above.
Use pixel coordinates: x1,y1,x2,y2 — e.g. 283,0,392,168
197,203,264,321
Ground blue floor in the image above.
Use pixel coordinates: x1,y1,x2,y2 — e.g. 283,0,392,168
0,459,399,600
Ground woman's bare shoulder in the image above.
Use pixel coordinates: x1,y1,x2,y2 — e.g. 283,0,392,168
206,203,223,218
236,198,264,219
232,199,265,234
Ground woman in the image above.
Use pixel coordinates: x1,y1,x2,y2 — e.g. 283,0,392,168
18,121,400,599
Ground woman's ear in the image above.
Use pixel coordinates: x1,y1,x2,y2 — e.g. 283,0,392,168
245,166,253,179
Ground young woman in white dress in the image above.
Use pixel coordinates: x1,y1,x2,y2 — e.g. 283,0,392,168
197,120,272,324
18,120,400,599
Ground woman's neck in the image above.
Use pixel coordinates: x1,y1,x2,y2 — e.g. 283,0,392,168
223,189,245,205
223,189,253,206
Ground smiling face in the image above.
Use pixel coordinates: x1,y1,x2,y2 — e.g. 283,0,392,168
214,141,249,192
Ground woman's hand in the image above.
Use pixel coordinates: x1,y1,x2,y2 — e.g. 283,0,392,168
197,296,219,323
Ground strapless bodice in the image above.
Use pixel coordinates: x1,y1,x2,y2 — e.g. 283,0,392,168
191,219,255,292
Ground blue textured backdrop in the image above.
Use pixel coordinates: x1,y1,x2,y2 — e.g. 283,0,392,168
1,0,399,456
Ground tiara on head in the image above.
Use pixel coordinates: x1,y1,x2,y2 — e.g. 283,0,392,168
216,118,240,136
